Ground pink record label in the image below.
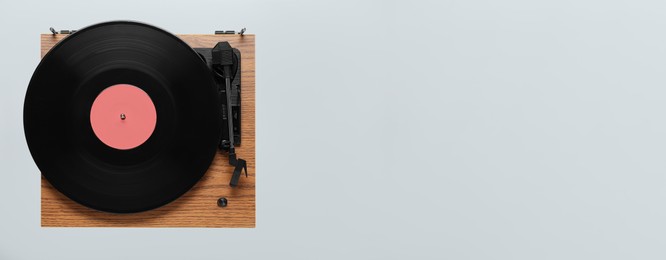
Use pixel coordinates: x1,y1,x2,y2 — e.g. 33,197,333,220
90,84,157,150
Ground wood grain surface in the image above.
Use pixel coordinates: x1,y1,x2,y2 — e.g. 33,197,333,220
40,34,256,228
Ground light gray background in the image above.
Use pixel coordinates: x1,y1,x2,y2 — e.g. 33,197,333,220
1,0,665,259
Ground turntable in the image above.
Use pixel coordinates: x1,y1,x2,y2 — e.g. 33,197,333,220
24,21,256,227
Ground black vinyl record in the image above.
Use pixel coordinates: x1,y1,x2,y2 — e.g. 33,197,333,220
23,21,222,213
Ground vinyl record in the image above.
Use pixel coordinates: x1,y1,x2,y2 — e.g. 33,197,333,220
24,21,222,213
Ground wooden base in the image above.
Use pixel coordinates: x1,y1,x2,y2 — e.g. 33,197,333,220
40,34,256,228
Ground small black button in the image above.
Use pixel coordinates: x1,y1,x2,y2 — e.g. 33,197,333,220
217,197,228,207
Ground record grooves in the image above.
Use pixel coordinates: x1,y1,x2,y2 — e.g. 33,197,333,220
24,21,222,213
